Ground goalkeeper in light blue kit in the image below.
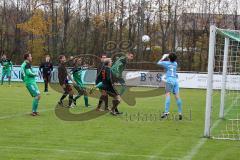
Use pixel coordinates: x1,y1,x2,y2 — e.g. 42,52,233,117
157,53,183,120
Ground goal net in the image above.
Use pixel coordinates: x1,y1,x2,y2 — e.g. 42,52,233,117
204,25,240,140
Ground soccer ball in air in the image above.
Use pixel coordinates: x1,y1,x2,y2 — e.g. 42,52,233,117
142,35,150,43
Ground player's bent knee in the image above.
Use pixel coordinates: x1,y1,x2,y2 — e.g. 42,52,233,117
165,92,170,96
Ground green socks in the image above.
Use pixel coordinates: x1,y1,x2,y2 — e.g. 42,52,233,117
32,98,39,112
84,96,89,106
73,95,89,107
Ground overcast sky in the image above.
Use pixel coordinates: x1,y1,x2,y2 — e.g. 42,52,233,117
0,0,239,14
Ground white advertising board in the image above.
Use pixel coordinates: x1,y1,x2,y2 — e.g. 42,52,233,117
1,66,240,90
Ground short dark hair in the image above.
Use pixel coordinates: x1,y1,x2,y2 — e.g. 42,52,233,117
58,55,65,61
100,53,107,58
104,58,111,66
73,58,82,66
127,52,134,56
169,52,177,62
24,53,30,60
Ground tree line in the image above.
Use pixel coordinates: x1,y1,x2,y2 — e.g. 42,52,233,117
0,0,239,71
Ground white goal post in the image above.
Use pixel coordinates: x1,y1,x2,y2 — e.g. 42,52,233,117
204,25,240,138
204,25,216,137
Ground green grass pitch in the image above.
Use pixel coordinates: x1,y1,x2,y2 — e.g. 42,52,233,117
0,83,239,160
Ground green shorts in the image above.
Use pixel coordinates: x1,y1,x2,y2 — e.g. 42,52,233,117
2,69,11,78
26,83,40,97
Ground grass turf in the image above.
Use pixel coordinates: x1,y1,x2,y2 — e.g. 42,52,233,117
0,83,239,160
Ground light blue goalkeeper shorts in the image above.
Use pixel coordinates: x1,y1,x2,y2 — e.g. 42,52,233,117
165,78,179,95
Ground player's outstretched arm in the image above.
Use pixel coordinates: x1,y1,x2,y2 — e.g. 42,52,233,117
67,73,76,85
10,61,13,71
89,82,103,94
157,54,169,68
39,63,44,76
159,54,169,62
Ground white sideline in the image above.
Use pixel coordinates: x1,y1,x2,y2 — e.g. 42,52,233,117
183,96,239,160
0,145,179,160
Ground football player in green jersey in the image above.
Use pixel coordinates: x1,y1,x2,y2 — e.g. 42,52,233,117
111,52,134,95
21,53,41,116
0,53,13,86
71,58,91,107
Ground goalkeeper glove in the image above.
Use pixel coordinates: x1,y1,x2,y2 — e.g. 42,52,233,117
161,54,169,61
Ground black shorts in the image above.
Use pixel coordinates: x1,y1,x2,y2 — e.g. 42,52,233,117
43,74,51,82
103,84,119,97
63,84,73,94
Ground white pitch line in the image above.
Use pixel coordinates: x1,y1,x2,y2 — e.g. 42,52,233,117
147,140,178,160
183,96,240,160
0,145,179,160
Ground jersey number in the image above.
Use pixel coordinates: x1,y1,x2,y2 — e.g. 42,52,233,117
170,67,174,76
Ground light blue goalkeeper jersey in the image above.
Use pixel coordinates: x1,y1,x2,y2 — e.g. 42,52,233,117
157,61,178,82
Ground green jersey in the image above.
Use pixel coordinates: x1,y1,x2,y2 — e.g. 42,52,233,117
111,56,127,78
71,67,86,88
0,58,12,71
21,61,37,84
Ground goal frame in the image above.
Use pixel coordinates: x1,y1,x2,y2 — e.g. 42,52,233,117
204,25,232,137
